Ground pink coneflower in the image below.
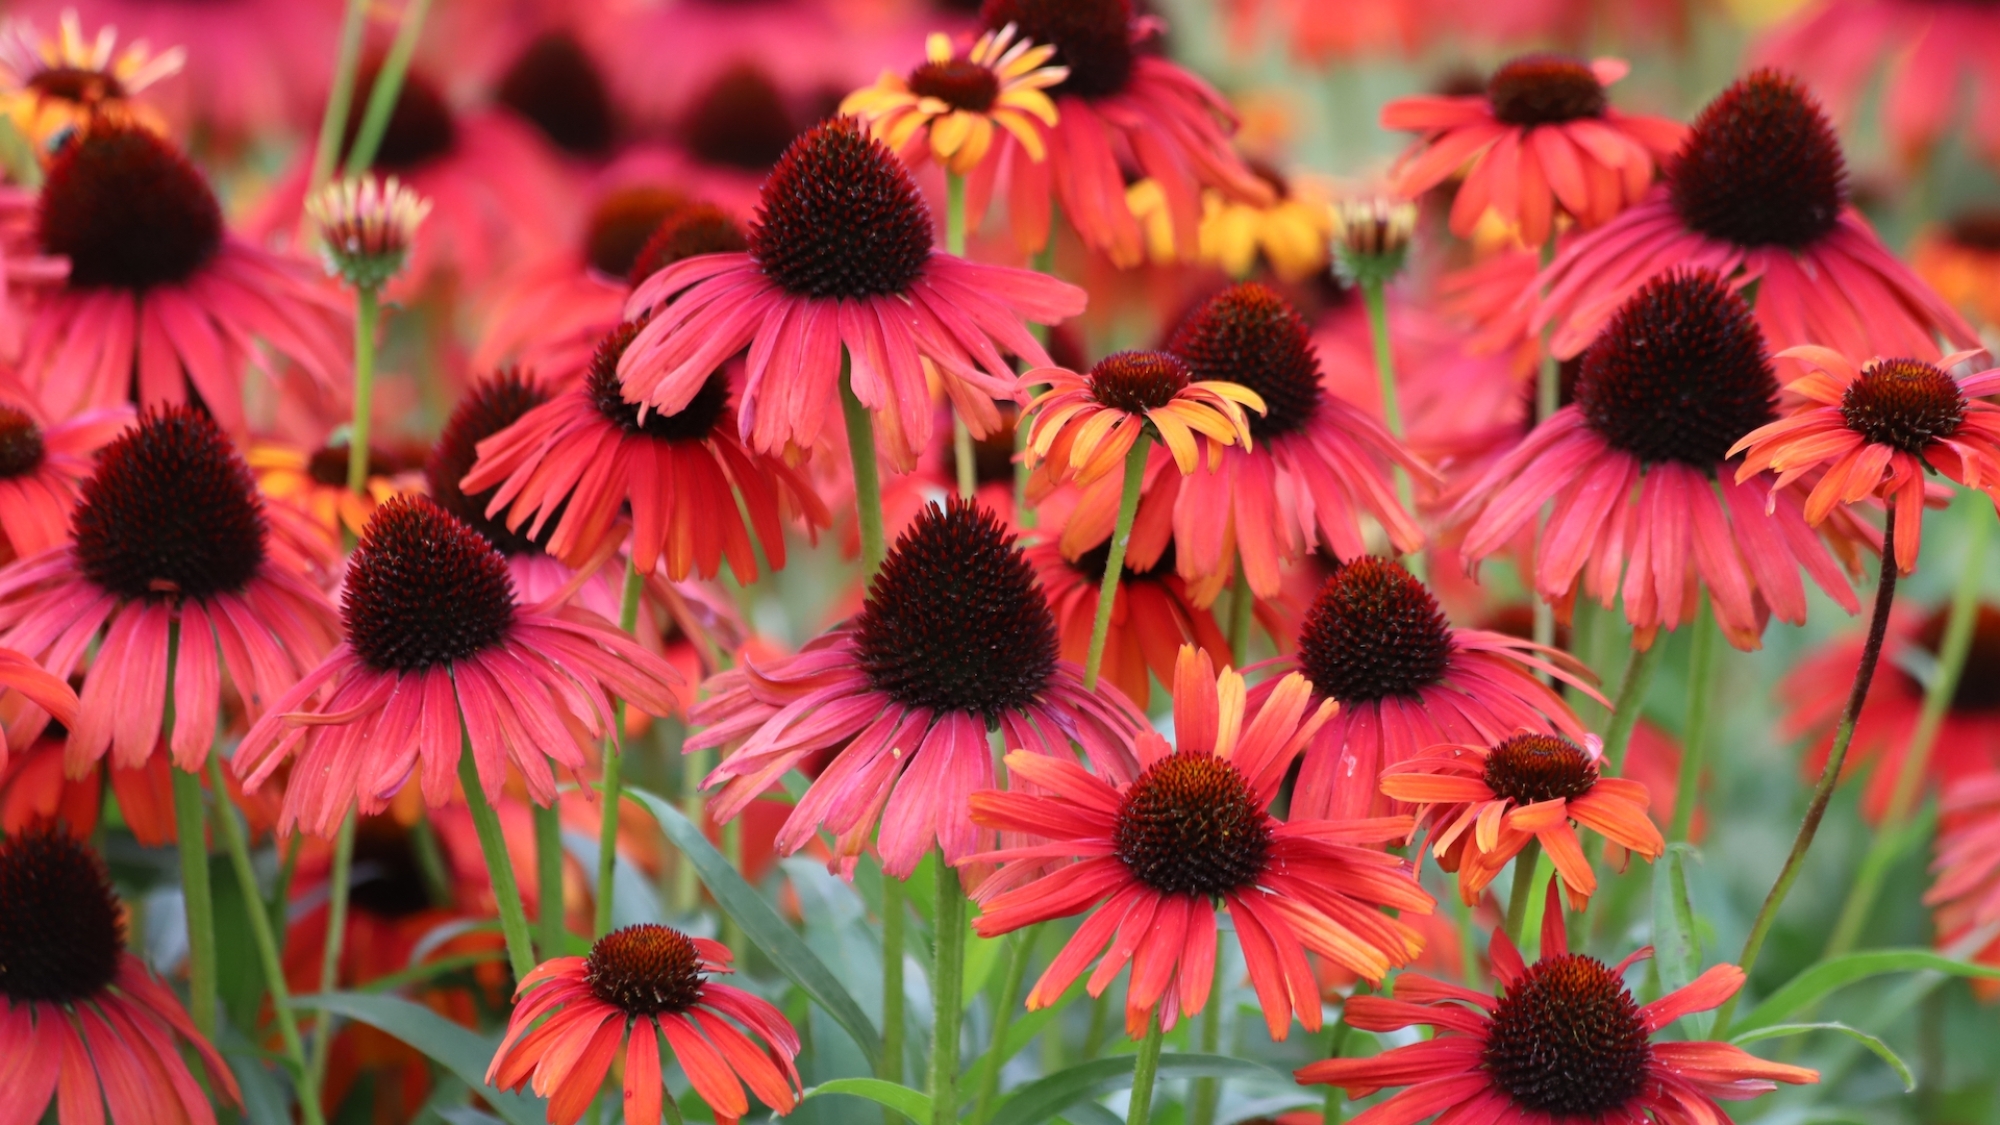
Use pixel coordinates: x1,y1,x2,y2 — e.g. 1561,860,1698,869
0,9,184,151
461,319,828,581
691,497,1144,878
1382,732,1663,910
963,0,1274,267
967,646,1433,1038
0,397,129,562
0,829,243,1122
20,124,348,437
1929,769,2000,986
234,494,684,836
0,405,336,772
1027,538,1231,711
1024,349,1263,489
1160,282,1431,597
1754,0,2000,168
1784,604,2000,822
491,28,622,161
1729,346,2000,574
488,925,801,1125
1259,556,1600,821
1382,54,1684,247
1297,882,1817,1124
1533,70,1977,364
618,115,1083,470
1452,270,1861,650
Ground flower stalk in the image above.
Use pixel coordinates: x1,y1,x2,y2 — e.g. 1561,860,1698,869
1671,606,1720,843
1084,432,1153,690
929,854,967,1125
594,553,646,937
457,742,538,981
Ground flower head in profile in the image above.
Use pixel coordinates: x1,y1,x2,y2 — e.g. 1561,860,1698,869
0,828,242,1122
967,646,1432,1038
0,397,130,561
1382,54,1684,247
691,497,1144,878
1730,346,2000,573
1382,732,1663,910
460,318,829,582
619,115,1083,470
250,437,419,544
0,11,183,150
0,405,337,771
489,925,801,1125
1265,556,1602,820
1453,270,1862,650
1024,350,1263,487
1298,880,1817,1125
1533,70,1976,364
841,22,1065,175
235,495,684,836
307,173,431,292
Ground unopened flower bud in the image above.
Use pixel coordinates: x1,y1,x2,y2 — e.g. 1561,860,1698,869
307,174,430,291
1331,196,1416,286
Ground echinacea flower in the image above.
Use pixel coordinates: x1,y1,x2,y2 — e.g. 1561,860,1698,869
1196,164,1334,282
488,925,801,1125
0,397,130,561
1262,556,1601,820
0,645,76,760
1024,349,1263,488
249,438,419,544
493,29,620,160
1382,732,1663,910
1027,538,1231,711
1753,0,2000,168
0,10,183,150
1297,882,1818,1125
1533,70,1977,365
962,0,1274,267
691,497,1144,878
234,494,684,836
966,646,1434,1038
1382,54,1684,247
0,405,337,771
1914,212,2000,331
841,22,1066,176
1928,769,2000,985
1783,603,2000,822
619,116,1084,469
461,318,829,581
21,123,349,437
307,173,431,292
0,828,243,1123
1729,346,2000,574
1160,282,1431,596
1452,270,1861,650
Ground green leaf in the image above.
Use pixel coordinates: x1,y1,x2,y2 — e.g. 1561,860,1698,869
1739,950,2000,1031
987,1052,1278,1125
1650,843,1706,1034
625,786,882,1069
293,992,544,1125
805,1078,934,1123
1731,1022,1915,1092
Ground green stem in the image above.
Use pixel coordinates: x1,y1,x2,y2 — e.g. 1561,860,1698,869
594,554,645,938
944,170,979,502
971,927,1035,1125
1503,839,1544,946
1826,499,1994,957
347,287,379,493
1532,232,1561,664
309,0,369,196
842,357,887,580
458,745,538,981
534,802,566,955
929,855,967,1125
1320,985,1362,1125
673,747,708,916
1188,940,1225,1125
1670,605,1719,843
953,414,977,501
1360,277,1420,580
208,758,327,1125
1084,433,1152,691
306,809,357,1100
881,872,906,1094
342,0,433,176
720,817,745,954
1448,887,1483,991
1602,641,1662,775
1716,511,1900,1038
171,764,216,1041
1125,1012,1166,1125
1227,558,1254,668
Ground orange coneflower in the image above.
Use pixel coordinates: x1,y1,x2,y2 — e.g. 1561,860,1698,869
841,21,1067,177
1023,350,1263,489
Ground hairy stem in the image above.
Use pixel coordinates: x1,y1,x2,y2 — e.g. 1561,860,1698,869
170,765,216,1040
1125,1012,1166,1125
971,927,1035,1125
1531,232,1560,665
459,746,538,980
305,809,357,1100
534,802,566,954
1671,605,1719,842
1085,434,1153,691
1189,940,1226,1125
1504,839,1544,946
928,856,967,1125
346,288,379,493
1602,641,1662,774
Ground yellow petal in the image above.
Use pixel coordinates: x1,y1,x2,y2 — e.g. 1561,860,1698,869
926,32,952,63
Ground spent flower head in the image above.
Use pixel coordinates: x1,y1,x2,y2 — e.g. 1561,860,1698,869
307,174,431,291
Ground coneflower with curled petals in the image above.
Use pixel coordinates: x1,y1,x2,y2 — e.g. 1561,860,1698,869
841,22,1067,176
1024,350,1263,489
488,925,801,1125
1730,346,2000,574
966,646,1433,1039
0,10,184,150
